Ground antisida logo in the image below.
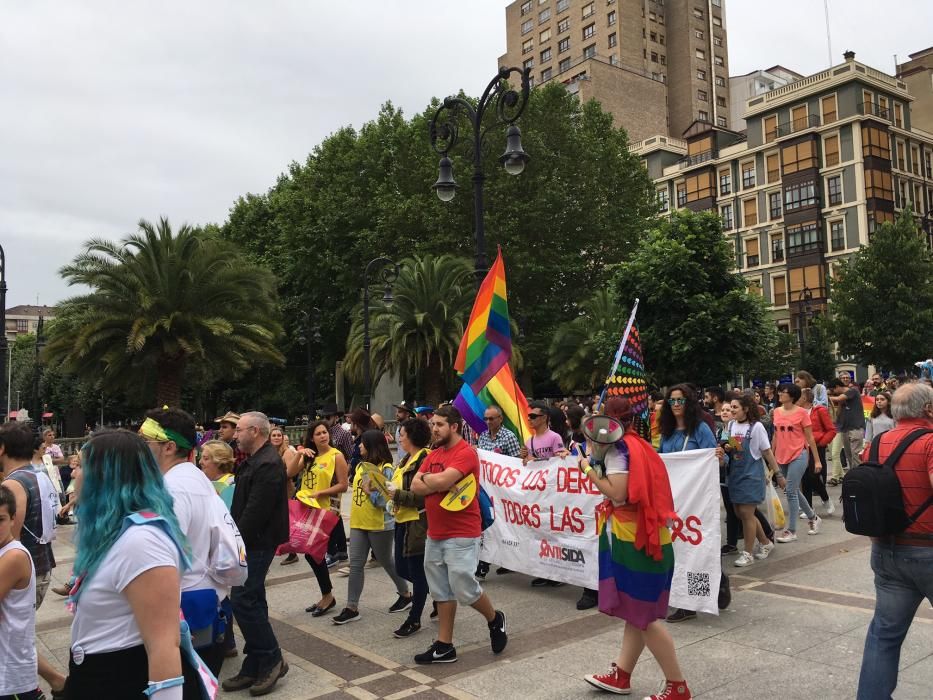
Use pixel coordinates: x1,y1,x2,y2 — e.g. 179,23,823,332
538,539,586,564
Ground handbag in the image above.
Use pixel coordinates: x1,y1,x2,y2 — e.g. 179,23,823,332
276,500,339,563
206,497,248,588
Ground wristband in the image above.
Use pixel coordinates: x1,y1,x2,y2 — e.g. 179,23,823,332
143,676,184,698
582,465,594,477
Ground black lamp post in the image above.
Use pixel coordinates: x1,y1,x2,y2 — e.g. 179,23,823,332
362,257,399,411
298,307,321,423
429,66,532,277
0,243,6,421
921,208,933,251
32,314,45,425
797,287,814,370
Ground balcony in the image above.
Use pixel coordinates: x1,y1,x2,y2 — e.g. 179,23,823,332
773,114,821,138
859,100,891,121
678,149,715,169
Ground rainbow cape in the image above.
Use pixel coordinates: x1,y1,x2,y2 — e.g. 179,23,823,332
453,248,532,440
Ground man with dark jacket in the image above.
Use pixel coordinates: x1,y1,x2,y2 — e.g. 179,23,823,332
224,412,290,696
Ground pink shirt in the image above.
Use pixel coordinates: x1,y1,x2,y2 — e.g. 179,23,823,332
525,430,565,460
772,407,812,464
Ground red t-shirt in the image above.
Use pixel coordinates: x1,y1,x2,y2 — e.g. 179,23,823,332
860,417,933,537
419,438,481,540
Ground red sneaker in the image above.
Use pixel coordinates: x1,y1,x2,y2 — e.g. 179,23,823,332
584,663,631,694
644,680,691,700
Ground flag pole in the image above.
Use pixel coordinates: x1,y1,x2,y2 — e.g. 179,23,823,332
596,298,640,414
509,364,526,444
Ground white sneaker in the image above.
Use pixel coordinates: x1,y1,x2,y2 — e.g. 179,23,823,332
734,551,755,567
799,512,808,519
808,516,822,535
776,530,798,543
754,542,775,560
823,499,836,515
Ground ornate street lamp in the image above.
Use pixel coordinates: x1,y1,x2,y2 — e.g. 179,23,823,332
362,257,399,410
298,307,322,423
0,243,7,421
429,66,531,276
798,287,814,370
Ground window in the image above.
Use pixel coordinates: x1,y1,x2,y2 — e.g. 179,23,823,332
650,31,657,42
772,234,785,263
697,89,708,102
651,51,658,63
693,7,704,19
720,204,733,230
745,237,760,267
713,0,722,5
911,145,921,175
558,57,571,72
660,54,666,66
583,43,596,58
522,19,534,34
717,96,726,108
830,220,845,251
862,125,891,159
697,69,706,80
823,135,839,167
719,170,731,195
524,57,534,70
743,197,758,227
608,33,617,48
610,54,619,66
787,222,821,254
582,2,594,18
539,7,551,22
789,265,824,301
521,0,533,15
773,274,787,306
865,168,894,200
676,182,687,207
571,70,587,81
827,175,843,206
698,110,709,121
695,30,704,39
741,161,756,189
769,191,783,219
821,94,837,124
717,116,727,127
782,140,817,174
522,38,534,54
557,0,569,11
685,171,714,203
764,115,777,143
541,47,552,62
790,105,808,132
649,10,657,21
896,140,907,171
894,102,904,128
558,16,570,32
696,49,705,60
16,319,28,333
538,67,551,82
583,23,595,39
714,36,723,47
712,15,722,26
766,153,780,183
714,55,724,67
540,28,552,42
785,180,817,211
558,37,570,53
659,34,665,46
716,76,726,87
658,189,669,212
608,10,617,25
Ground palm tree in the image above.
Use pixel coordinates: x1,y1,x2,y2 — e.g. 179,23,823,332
547,289,624,394
45,218,284,407
343,254,477,407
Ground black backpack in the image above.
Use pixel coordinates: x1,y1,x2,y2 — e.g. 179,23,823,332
841,429,933,537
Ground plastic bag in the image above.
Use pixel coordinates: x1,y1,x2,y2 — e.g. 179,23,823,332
761,470,786,530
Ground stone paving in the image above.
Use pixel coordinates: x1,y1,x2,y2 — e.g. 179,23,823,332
37,482,933,699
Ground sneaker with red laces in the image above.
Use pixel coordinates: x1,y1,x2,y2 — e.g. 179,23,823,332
643,680,691,700
584,663,631,695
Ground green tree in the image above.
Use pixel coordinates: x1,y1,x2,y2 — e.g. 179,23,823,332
799,314,838,382
45,218,285,407
547,289,625,393
342,254,476,407
830,211,933,372
611,210,778,387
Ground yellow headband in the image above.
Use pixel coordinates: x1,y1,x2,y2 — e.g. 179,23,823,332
139,417,193,451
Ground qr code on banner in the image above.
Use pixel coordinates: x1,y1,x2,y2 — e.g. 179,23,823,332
686,571,710,597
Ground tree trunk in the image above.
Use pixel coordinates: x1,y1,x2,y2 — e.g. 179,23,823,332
423,353,445,408
155,354,186,408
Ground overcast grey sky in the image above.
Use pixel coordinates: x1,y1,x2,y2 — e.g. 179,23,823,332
2,0,930,307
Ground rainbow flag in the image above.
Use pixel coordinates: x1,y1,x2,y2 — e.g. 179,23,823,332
453,248,532,440
600,301,651,440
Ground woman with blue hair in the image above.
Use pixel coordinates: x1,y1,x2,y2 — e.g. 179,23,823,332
64,429,199,699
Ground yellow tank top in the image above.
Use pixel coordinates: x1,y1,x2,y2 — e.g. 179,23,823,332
391,448,428,524
350,464,391,530
297,449,340,512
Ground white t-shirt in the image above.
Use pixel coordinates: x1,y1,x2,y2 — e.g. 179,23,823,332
163,462,228,598
0,540,36,694
71,526,180,655
728,421,771,461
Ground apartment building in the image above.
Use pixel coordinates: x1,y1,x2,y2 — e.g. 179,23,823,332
630,52,933,338
499,0,731,142
729,66,803,131
898,47,933,134
4,305,55,342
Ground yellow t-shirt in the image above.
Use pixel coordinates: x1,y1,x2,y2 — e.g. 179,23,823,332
297,448,341,513
391,448,429,524
350,463,392,530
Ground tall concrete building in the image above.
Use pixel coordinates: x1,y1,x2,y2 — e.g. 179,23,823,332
729,66,803,131
499,0,731,142
897,47,933,134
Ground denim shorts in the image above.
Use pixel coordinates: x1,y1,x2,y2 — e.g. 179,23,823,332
424,536,483,605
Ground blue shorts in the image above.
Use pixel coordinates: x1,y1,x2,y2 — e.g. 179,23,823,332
424,536,483,605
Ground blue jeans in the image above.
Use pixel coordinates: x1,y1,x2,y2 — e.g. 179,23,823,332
780,451,814,531
857,541,933,699
231,548,281,677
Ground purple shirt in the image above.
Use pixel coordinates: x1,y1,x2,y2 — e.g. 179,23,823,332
525,430,565,460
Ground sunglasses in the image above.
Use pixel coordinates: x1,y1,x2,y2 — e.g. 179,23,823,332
483,416,501,422
667,398,686,406
528,412,546,420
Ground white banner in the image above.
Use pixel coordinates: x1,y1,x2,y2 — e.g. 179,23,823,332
478,447,721,614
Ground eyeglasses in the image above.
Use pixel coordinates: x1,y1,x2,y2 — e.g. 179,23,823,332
528,412,546,420
483,416,501,422
667,398,686,406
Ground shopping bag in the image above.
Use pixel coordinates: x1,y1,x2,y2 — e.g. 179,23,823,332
276,500,338,563
761,476,786,530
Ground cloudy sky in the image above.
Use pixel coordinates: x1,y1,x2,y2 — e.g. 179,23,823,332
2,0,930,307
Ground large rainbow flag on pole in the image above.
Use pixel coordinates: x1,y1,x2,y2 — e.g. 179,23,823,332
598,299,651,440
453,248,532,441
